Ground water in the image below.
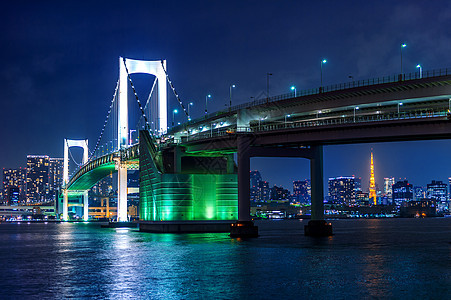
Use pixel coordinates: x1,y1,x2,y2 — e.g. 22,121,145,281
0,218,449,299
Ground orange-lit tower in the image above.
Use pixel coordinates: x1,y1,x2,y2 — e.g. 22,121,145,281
369,151,377,205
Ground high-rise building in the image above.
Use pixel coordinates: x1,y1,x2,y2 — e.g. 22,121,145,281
392,180,413,206
91,173,113,197
293,180,311,204
413,186,426,200
270,185,291,201
49,158,63,201
250,170,262,202
26,155,50,202
3,168,27,203
257,181,270,202
369,152,376,205
328,176,356,205
383,177,395,200
426,180,449,212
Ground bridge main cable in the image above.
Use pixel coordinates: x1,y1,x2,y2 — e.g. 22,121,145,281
160,60,189,118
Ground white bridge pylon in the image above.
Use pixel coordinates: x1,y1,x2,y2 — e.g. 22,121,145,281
63,139,89,221
117,57,167,222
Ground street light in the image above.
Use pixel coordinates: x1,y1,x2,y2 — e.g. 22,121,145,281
172,109,178,126
316,110,322,119
291,86,297,97
400,43,407,76
397,102,403,114
266,73,273,103
205,94,211,115
284,114,291,128
416,64,422,79
320,59,327,89
229,84,236,110
188,102,193,121
354,106,359,122
129,129,136,145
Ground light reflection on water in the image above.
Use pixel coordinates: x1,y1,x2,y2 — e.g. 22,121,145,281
0,218,449,299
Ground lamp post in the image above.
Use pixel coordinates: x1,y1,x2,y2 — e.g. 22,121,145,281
397,102,403,114
316,110,322,120
188,102,193,121
291,86,297,97
172,109,178,126
400,43,406,77
266,73,272,103
416,64,422,79
354,106,359,122
129,129,136,145
284,114,291,128
205,94,211,115
320,59,327,89
229,84,236,110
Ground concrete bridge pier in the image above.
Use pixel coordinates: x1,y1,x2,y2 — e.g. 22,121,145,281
83,191,89,222
304,145,333,236
230,136,259,238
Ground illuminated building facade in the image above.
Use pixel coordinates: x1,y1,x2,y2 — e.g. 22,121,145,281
26,155,50,202
369,152,376,205
250,170,262,202
293,180,311,204
258,181,271,202
328,176,356,205
2,168,27,204
49,158,63,201
426,180,449,212
270,185,291,201
413,186,426,200
383,177,395,200
392,180,413,206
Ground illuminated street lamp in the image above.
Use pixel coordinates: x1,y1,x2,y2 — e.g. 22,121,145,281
320,59,327,89
188,102,193,121
397,102,403,114
229,84,236,110
284,114,291,127
354,106,359,122
400,43,407,76
172,109,178,126
291,86,297,97
205,94,211,115
416,64,422,79
316,110,322,120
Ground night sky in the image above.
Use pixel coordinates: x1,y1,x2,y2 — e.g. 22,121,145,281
1,1,450,191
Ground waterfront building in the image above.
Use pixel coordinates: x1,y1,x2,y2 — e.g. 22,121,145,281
383,177,395,200
257,181,271,202
328,176,356,205
250,170,262,202
413,186,426,200
49,158,63,201
426,180,449,212
2,168,27,203
293,180,310,204
26,155,50,203
369,152,376,205
355,191,369,206
392,180,413,206
270,185,291,201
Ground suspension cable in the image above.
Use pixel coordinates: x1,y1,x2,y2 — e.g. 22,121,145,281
89,79,119,160
135,77,157,130
160,60,189,117
122,58,151,131
65,140,84,167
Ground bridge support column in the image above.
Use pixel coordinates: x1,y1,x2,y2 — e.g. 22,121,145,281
117,163,128,222
305,145,333,236
226,154,235,174
83,191,89,222
230,136,258,238
63,189,68,221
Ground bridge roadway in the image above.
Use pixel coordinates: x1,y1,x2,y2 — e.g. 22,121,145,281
66,71,451,236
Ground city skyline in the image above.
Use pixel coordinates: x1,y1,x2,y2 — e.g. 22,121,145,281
1,1,451,190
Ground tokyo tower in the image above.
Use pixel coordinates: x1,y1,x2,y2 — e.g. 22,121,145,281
369,151,377,205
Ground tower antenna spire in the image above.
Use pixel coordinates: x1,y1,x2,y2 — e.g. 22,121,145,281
369,151,376,205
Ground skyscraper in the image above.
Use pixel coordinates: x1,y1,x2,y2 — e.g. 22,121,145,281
2,168,26,204
383,177,395,199
293,180,311,204
328,176,356,205
26,155,50,202
250,170,262,202
369,152,376,205
49,158,64,201
426,180,448,212
392,180,413,206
